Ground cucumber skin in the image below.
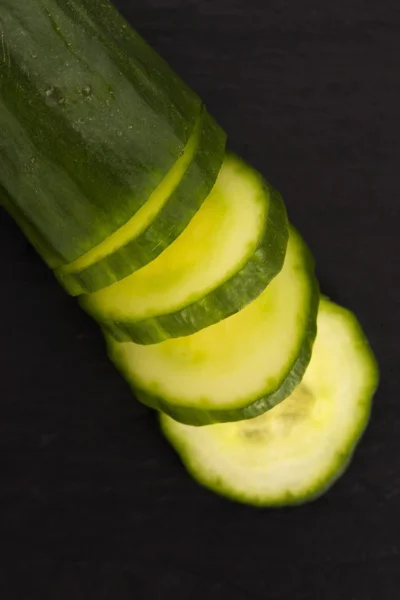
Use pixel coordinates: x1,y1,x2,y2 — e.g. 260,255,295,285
159,300,380,506
106,240,319,426
88,170,289,344
0,188,63,269
0,0,201,262
56,109,226,295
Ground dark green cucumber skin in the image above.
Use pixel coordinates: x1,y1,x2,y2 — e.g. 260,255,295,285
92,180,289,344
56,109,226,295
0,0,201,262
106,245,319,426
0,187,63,269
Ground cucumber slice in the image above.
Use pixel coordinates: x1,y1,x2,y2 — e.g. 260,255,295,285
55,109,226,295
82,154,288,344
106,226,318,425
160,298,379,506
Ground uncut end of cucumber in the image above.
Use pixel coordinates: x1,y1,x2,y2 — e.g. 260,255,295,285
159,298,379,507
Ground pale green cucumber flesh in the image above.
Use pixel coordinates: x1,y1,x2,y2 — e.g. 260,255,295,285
134,302,317,426
55,109,226,295
82,154,288,343
160,297,379,506
106,226,318,425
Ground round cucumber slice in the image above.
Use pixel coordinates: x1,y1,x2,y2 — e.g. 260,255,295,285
106,226,318,425
82,153,289,344
55,109,226,295
160,297,379,506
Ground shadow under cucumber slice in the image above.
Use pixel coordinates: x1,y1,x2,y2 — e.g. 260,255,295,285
106,226,318,426
82,153,288,344
56,108,226,295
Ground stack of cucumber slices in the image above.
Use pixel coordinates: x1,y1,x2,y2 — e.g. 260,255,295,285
0,0,379,507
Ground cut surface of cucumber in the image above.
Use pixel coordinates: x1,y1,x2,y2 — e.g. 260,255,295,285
106,226,318,425
160,298,379,506
55,109,226,295
82,154,288,343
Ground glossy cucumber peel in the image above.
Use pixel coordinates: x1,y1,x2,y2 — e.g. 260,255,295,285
106,226,318,425
0,0,201,262
0,187,63,269
82,153,288,344
55,109,226,295
160,298,379,506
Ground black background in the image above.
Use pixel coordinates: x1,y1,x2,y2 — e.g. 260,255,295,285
1,0,399,598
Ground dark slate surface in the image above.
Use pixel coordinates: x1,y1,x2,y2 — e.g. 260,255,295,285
1,0,399,598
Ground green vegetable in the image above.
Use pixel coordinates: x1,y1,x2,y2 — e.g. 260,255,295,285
0,0,378,509
0,186,63,269
55,108,226,295
160,297,379,506
0,0,201,262
81,153,288,344
106,226,318,425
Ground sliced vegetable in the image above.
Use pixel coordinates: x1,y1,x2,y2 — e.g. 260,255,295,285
0,0,201,262
0,187,63,269
0,0,379,513
160,297,379,506
82,153,288,344
55,108,226,295
106,226,318,425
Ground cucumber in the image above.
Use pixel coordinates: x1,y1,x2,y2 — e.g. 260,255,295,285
82,153,289,344
55,108,226,295
0,0,202,262
160,298,379,506
0,187,63,269
106,226,319,425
